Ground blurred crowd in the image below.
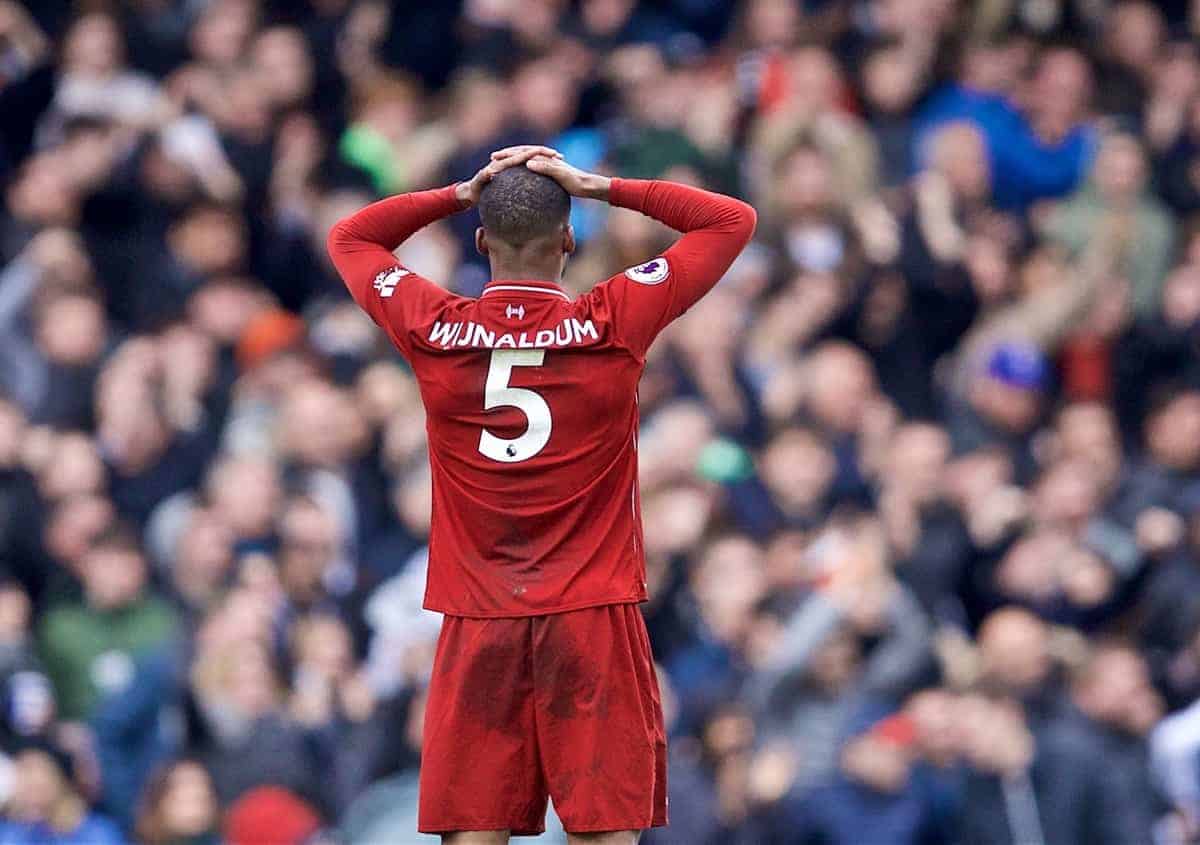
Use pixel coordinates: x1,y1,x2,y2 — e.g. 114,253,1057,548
5,0,1200,843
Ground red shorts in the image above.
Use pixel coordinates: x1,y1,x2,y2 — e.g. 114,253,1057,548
418,602,668,835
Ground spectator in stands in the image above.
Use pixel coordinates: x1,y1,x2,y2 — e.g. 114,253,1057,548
0,738,124,845
37,525,176,722
133,758,220,845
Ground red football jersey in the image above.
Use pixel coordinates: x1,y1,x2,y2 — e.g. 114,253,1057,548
329,177,756,617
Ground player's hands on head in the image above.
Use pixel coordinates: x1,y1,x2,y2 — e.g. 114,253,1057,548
455,145,564,207
524,155,612,201
489,145,562,166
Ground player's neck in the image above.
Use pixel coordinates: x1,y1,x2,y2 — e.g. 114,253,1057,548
487,259,564,286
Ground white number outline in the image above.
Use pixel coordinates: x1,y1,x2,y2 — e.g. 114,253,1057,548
478,350,552,463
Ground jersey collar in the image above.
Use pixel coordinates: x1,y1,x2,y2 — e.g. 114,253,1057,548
481,279,572,302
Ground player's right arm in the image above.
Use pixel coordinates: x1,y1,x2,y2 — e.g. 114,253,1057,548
526,155,757,357
328,145,561,354
327,185,464,354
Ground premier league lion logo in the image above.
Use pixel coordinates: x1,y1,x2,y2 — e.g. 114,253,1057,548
624,257,670,285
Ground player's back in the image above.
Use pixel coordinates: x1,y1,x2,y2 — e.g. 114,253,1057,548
409,279,647,617
327,174,756,619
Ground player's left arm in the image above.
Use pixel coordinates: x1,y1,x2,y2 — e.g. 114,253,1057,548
606,176,758,348
524,155,757,357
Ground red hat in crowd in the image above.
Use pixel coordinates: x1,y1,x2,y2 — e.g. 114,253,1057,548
236,309,307,371
871,713,918,749
223,785,323,845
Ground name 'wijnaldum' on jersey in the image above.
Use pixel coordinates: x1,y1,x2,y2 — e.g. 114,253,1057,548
428,317,600,350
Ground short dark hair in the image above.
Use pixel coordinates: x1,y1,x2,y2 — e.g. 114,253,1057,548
478,167,570,246
14,736,78,786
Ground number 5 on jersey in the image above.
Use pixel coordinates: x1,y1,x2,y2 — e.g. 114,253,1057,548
479,350,552,463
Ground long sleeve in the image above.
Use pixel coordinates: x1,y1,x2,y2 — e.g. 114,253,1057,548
744,593,844,715
599,177,757,357
763,592,845,675
609,177,757,263
327,185,465,356
948,227,1116,396
0,257,47,412
859,587,934,698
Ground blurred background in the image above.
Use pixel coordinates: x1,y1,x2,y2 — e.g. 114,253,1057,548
3,0,1200,843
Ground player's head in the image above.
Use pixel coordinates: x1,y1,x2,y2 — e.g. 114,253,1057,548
476,166,574,271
